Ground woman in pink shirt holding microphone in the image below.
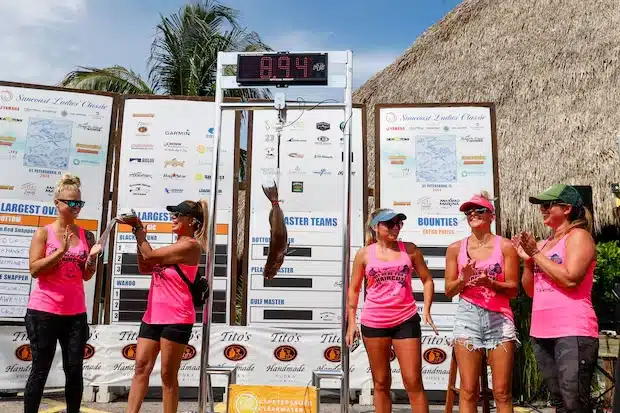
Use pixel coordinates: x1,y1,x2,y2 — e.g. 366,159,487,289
346,208,437,413
444,192,520,413
117,200,209,413
514,184,598,413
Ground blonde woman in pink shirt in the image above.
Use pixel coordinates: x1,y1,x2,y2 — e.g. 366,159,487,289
444,192,520,413
346,209,437,413
514,184,598,413
117,200,208,413
26,173,102,413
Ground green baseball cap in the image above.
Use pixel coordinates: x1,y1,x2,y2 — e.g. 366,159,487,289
529,184,584,207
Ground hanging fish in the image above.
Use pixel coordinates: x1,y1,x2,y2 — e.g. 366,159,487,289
261,180,288,279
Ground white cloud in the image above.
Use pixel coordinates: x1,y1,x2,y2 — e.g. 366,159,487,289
0,0,87,85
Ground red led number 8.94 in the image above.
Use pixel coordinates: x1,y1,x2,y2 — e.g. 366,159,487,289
260,56,311,79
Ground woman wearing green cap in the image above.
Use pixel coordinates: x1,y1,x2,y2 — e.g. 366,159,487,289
513,184,598,413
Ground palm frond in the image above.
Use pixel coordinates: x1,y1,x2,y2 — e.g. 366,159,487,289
148,1,272,99
58,66,154,94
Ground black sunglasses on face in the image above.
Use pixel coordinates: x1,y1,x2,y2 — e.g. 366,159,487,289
540,201,567,210
464,207,490,216
380,220,403,229
58,199,85,209
170,212,190,219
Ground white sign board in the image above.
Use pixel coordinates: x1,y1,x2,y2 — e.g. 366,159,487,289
0,324,463,391
377,104,497,327
109,98,236,325
0,85,114,323
246,107,365,327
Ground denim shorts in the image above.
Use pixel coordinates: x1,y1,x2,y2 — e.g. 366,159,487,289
453,299,518,351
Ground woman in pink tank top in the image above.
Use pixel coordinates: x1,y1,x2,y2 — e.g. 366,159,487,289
25,173,102,413
444,192,519,413
514,184,599,413
346,208,437,413
117,199,208,413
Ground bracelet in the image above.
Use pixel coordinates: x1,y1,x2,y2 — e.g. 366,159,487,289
132,226,144,235
86,257,96,267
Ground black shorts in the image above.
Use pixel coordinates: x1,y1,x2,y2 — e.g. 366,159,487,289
138,322,193,345
361,313,422,339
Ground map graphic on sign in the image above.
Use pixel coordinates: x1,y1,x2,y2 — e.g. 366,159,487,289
415,135,457,183
23,118,73,169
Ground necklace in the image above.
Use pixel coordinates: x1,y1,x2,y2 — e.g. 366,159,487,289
472,234,491,247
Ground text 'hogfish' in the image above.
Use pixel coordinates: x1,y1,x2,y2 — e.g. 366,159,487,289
262,180,288,279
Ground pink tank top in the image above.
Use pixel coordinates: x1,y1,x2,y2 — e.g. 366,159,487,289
142,250,199,325
530,233,598,338
360,241,417,329
457,235,513,321
28,224,88,315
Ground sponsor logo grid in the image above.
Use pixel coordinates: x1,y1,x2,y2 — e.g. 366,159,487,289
0,86,113,322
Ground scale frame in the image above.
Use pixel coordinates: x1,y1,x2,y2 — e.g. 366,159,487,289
195,50,354,413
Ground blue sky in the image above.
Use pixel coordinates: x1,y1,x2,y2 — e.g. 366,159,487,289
0,0,462,90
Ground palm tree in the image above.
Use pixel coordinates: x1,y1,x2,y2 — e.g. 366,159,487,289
60,0,271,99
59,1,270,182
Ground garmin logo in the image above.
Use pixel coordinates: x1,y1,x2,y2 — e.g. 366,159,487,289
165,129,190,136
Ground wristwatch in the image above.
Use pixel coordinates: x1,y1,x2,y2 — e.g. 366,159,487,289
132,226,144,235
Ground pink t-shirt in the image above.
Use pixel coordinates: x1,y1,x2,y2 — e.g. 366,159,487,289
360,241,417,329
142,261,198,325
457,235,513,322
530,233,598,338
28,224,88,315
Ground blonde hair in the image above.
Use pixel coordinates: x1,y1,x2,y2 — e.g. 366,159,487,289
364,208,391,246
475,190,496,203
568,206,594,233
54,173,81,199
192,199,210,251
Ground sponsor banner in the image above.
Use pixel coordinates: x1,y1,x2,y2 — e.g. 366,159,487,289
0,86,114,322
0,325,105,389
378,106,496,246
112,98,237,325
247,108,365,328
0,325,467,391
378,105,497,339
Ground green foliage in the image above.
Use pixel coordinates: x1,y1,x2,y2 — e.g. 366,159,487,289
511,287,547,402
593,241,620,329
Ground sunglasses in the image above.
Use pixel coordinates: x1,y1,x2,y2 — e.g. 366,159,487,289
58,199,85,209
464,207,490,216
540,201,568,210
170,212,188,219
379,220,404,229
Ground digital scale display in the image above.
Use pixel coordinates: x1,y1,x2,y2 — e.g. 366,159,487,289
236,53,328,86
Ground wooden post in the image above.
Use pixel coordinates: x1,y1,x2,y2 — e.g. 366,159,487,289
444,348,492,413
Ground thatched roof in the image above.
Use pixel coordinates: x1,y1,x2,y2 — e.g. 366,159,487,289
353,0,620,237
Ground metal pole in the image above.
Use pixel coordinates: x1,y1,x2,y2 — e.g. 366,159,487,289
198,51,225,413
339,50,353,413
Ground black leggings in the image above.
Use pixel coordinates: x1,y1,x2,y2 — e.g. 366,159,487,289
532,336,599,413
24,309,89,413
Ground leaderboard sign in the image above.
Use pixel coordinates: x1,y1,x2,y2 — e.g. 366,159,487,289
245,106,366,328
0,83,114,323
107,97,237,325
376,103,499,330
